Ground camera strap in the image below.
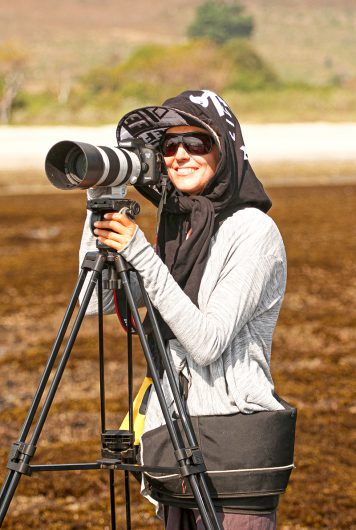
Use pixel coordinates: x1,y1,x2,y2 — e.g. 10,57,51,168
156,174,168,236
113,288,137,333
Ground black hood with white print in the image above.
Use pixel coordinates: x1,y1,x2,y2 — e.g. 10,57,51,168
116,90,271,330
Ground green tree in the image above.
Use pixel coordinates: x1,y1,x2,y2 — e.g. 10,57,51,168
187,0,254,44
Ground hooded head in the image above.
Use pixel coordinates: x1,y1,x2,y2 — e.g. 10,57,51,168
116,90,271,322
117,89,271,213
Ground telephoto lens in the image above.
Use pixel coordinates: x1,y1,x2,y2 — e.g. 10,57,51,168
45,140,143,190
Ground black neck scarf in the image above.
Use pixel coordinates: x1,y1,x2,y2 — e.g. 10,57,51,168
117,90,271,340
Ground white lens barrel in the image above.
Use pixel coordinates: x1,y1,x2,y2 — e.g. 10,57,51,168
109,148,141,187
95,147,111,186
45,140,144,190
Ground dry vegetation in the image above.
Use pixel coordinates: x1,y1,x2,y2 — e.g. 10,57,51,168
1,0,356,124
1,0,356,88
0,182,355,529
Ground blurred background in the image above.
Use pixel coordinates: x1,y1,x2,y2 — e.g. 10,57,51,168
0,1,355,529
1,0,356,125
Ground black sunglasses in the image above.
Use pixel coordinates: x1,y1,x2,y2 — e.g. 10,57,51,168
160,132,215,157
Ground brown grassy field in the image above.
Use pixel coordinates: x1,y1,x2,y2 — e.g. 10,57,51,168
0,184,355,529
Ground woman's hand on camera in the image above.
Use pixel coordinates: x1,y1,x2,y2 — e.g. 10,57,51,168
93,212,137,252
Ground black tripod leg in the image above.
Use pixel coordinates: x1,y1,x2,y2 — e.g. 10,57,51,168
137,277,223,530
109,469,117,530
0,256,105,526
115,262,221,530
97,275,106,432
124,471,131,530
125,302,133,530
29,267,103,445
0,268,87,509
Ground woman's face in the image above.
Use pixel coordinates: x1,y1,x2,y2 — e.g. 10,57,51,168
162,126,220,195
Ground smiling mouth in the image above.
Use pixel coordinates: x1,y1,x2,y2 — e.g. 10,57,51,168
174,168,198,175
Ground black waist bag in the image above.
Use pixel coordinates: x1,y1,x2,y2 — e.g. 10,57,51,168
140,396,296,513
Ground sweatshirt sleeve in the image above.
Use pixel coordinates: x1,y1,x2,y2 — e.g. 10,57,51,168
119,220,286,367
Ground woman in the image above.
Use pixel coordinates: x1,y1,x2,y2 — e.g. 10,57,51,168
80,90,287,529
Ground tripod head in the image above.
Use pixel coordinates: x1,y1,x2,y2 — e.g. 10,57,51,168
86,187,141,259
86,190,139,291
88,196,140,235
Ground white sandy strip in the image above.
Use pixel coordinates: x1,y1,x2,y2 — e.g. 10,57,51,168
0,122,355,171
243,122,356,163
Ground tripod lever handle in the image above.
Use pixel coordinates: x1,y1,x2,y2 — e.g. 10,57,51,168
174,447,206,477
6,442,37,476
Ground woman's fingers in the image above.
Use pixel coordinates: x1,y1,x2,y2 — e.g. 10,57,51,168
93,228,131,251
94,213,136,235
97,236,124,252
93,212,137,252
93,228,125,242
104,212,133,226
94,219,127,233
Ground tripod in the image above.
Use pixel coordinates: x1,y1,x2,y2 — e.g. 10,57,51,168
0,246,223,530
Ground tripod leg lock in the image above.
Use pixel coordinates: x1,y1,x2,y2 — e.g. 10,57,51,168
175,446,207,477
102,266,122,290
6,442,37,476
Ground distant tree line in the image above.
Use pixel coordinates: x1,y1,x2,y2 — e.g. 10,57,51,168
0,1,286,124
